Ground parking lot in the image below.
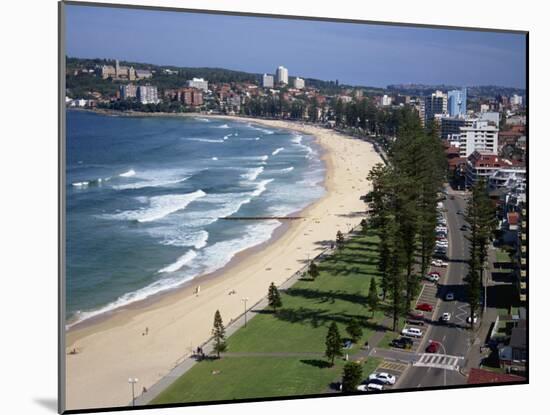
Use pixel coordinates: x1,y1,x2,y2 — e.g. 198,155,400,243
369,360,409,390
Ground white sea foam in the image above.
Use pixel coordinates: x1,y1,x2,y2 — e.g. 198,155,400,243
158,250,198,273
240,166,264,181
275,166,294,173
272,147,285,156
212,157,218,161
119,169,136,177
112,177,189,190
105,190,206,223
247,123,275,135
195,117,211,122
291,135,303,144
163,229,209,249
216,124,230,129
72,181,89,187
188,138,225,143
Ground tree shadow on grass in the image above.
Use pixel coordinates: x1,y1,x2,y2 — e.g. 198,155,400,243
285,287,368,306
300,359,332,369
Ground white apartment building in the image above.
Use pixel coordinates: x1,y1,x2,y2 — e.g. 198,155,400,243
275,66,288,85
137,85,159,104
187,77,209,92
293,77,305,89
458,120,498,157
381,95,392,106
262,74,274,88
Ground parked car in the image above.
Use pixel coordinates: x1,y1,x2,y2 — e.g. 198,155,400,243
457,209,463,215
406,317,425,326
416,303,433,312
409,310,424,319
440,312,451,322
402,327,423,338
431,259,448,267
391,337,413,349
426,342,440,353
366,383,384,391
368,372,396,385
342,339,353,349
356,384,369,392
425,273,440,283
460,224,469,231
445,292,455,301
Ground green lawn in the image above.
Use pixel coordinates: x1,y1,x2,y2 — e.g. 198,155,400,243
151,231,390,404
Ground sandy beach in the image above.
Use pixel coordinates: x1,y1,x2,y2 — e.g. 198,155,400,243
65,116,382,410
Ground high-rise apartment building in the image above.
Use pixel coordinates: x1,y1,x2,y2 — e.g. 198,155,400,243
424,90,448,124
137,85,159,104
186,77,209,92
275,66,288,85
447,88,467,117
459,120,498,157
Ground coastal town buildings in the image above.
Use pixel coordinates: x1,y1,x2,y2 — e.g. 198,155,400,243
99,59,153,81
119,83,137,99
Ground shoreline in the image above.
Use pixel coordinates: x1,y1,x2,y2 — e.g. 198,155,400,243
65,114,382,410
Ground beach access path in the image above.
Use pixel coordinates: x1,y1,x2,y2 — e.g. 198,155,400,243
65,117,383,410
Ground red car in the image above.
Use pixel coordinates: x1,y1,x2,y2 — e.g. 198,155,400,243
426,342,440,353
416,303,434,312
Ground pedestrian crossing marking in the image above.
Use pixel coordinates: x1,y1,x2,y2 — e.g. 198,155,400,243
413,353,463,371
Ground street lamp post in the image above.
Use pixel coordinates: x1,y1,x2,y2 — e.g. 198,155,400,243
128,377,139,406
430,340,447,387
242,297,249,327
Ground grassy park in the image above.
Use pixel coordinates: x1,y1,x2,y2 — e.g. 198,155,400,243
152,230,391,404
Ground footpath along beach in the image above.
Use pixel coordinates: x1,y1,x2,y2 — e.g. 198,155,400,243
65,116,383,410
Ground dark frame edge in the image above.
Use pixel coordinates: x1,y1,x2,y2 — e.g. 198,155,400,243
59,1,67,414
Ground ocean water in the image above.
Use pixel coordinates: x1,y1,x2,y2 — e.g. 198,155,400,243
66,111,325,325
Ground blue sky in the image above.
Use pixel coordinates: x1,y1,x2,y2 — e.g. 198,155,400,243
65,4,526,88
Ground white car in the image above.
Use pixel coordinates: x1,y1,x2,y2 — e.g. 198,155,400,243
368,372,396,385
356,384,369,392
402,327,423,338
445,292,455,301
426,273,440,282
440,312,451,322
367,383,384,391
431,259,448,267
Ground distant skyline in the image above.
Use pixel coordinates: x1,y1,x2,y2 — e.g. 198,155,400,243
66,4,526,89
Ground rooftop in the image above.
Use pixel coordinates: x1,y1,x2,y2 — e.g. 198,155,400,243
467,368,525,385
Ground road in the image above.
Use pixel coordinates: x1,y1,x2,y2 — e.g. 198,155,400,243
398,186,473,388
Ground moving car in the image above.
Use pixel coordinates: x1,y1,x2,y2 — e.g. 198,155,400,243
426,342,440,353
440,312,451,322
402,327,423,338
445,292,455,301
368,372,396,385
416,303,433,312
